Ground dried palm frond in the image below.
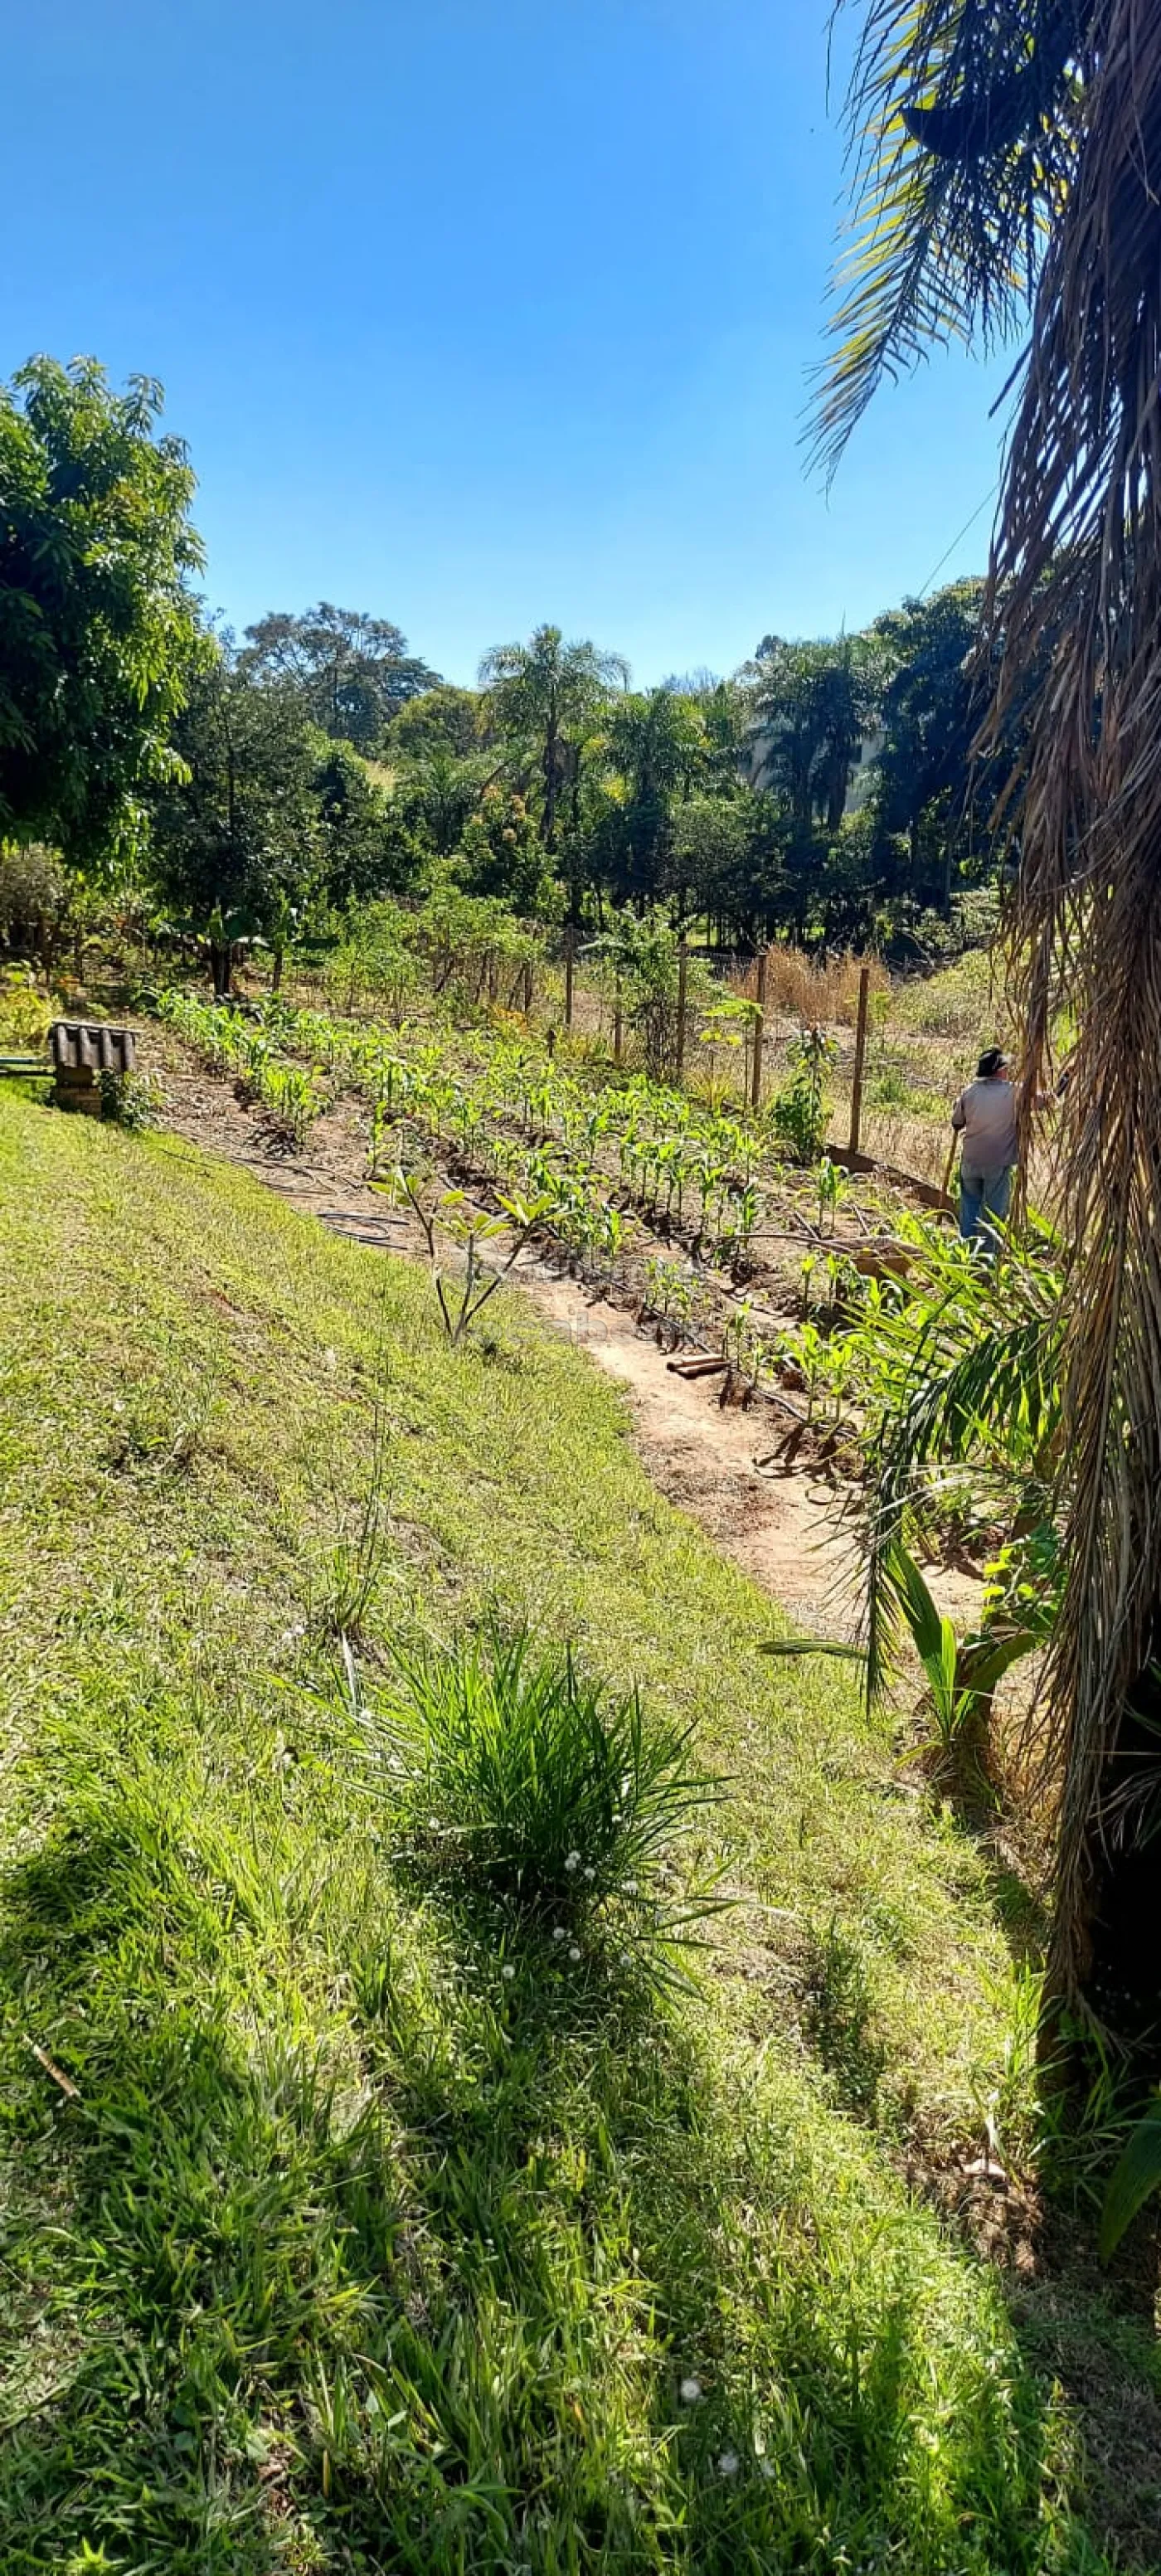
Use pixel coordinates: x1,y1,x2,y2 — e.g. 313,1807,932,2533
979,0,1161,2005
814,0,1089,479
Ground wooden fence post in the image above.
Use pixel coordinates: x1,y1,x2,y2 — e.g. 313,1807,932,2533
523,960,533,1015
751,947,767,1112
849,964,871,1157
614,973,623,1067
565,931,575,1030
676,936,688,1081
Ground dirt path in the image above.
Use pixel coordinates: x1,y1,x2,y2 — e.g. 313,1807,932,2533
149,1044,982,1640
513,1259,862,1630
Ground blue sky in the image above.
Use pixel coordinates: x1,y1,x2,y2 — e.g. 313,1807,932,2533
7,0,1013,688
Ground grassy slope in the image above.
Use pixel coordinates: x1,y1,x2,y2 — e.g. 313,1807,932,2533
0,1093,1140,2574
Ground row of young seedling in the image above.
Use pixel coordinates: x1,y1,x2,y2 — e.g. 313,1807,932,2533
159,991,879,1404
162,985,839,1260
367,1023,845,1279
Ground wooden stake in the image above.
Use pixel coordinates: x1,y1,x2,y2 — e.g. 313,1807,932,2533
848,963,871,1156
676,937,688,1081
614,973,623,1066
565,931,575,1029
751,947,767,1112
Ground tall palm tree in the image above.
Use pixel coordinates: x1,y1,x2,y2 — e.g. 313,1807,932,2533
821,0,1161,2035
750,634,886,836
478,625,629,853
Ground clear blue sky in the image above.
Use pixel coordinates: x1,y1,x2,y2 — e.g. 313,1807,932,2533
7,0,1013,688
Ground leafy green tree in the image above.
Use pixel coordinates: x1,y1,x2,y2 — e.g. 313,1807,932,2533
150,646,322,994
242,604,437,748
478,624,629,853
600,688,711,907
458,782,559,917
0,355,203,871
669,790,785,944
396,748,495,862
385,684,482,761
313,741,425,908
0,841,89,975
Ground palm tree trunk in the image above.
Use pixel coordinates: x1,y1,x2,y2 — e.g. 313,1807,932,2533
1054,1666,1161,2053
543,706,558,851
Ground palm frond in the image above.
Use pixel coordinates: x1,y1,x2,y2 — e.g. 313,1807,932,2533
973,0,1161,2003
862,1270,1061,1700
813,0,1089,479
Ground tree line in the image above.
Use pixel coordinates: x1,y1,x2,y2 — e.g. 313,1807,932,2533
0,353,1004,986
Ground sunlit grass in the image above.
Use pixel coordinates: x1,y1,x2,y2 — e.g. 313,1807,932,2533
0,1092,1147,2572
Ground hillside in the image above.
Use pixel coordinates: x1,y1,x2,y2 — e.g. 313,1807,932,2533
0,1091,1154,2574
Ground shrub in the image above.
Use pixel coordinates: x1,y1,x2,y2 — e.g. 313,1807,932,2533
342,1622,721,1965
590,910,712,1083
0,842,75,967
0,966,51,1047
99,1068,163,1130
770,1028,836,1164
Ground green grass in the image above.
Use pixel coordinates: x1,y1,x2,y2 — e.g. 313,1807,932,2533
0,1092,1151,2572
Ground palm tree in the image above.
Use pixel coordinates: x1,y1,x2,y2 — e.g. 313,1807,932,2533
604,687,713,908
750,634,886,837
478,625,629,854
822,0,1161,2037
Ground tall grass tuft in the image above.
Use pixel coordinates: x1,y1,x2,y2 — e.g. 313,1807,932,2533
739,945,888,1028
342,1621,722,1961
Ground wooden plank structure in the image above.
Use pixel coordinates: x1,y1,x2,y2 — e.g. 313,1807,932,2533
0,1052,51,1081
826,1140,953,1214
49,1020,136,1115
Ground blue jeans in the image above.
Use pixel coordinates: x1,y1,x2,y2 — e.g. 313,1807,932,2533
959,1165,1012,1247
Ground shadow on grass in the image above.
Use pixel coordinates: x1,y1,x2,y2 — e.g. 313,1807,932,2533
0,1801,1136,2576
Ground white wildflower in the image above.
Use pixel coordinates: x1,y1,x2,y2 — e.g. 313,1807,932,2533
568,1945,580,1962
502,1964,517,1981
552,1927,566,1942
717,2451,740,2478
622,1879,639,1898
679,2377,702,2405
564,1850,580,1873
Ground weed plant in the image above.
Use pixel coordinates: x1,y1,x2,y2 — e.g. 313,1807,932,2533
341,1620,720,1947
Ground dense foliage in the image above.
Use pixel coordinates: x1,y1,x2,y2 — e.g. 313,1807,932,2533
138,581,1003,972
0,356,204,873
0,358,1007,976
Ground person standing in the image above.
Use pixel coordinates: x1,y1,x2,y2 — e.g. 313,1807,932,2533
950,1047,1018,1245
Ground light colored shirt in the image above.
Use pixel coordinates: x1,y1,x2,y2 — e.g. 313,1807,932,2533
951,1077,1018,1179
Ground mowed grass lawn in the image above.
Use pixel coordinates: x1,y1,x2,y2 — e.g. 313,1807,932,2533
0,1091,1146,2574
